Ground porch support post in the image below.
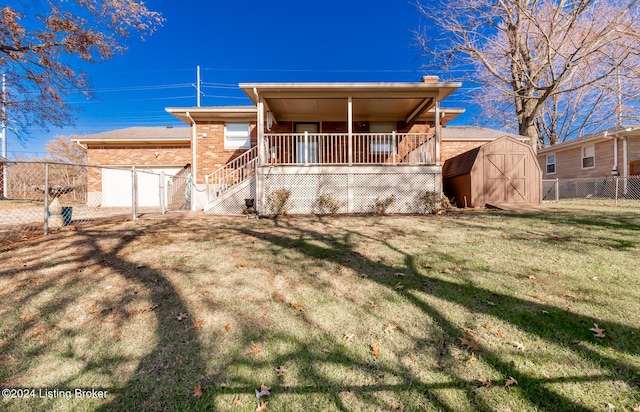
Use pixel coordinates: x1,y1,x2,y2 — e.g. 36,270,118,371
434,96,441,166
257,95,265,213
348,96,353,166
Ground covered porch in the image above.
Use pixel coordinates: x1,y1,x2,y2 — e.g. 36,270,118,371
240,80,463,168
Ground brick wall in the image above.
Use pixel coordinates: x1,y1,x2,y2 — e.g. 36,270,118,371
194,122,257,184
441,140,493,164
86,144,191,192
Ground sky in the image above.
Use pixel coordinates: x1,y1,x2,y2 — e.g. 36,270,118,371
5,0,478,158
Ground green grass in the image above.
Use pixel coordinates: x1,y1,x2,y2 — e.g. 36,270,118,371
0,206,639,411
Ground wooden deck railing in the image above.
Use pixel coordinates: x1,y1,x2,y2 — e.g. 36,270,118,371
264,132,435,165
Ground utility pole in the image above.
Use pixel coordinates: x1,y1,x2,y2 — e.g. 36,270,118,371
196,65,201,107
2,73,7,198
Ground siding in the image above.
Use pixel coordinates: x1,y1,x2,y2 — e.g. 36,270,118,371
538,139,625,179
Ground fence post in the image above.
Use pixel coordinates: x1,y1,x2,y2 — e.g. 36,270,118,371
392,131,397,165
160,171,166,215
131,166,137,220
43,162,49,235
555,178,559,202
615,176,619,208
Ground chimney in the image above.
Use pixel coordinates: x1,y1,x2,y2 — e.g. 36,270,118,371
421,75,439,83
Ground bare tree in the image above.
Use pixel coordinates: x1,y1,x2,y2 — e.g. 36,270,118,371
416,0,640,148
0,1,163,141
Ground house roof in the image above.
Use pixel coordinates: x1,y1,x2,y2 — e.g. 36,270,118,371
239,81,463,123
538,124,640,154
442,126,529,142
165,106,257,124
72,126,191,144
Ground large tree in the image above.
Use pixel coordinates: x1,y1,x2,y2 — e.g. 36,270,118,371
0,1,162,141
416,0,640,148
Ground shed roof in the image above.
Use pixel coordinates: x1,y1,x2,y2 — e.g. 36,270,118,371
72,126,191,144
442,146,481,179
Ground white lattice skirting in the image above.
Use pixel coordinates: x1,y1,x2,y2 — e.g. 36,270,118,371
206,167,441,215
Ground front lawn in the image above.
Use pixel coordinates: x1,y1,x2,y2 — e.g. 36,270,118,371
1,207,639,411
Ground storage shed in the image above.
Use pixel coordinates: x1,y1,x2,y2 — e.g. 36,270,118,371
442,137,542,207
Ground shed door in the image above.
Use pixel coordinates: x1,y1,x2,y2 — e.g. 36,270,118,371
485,152,528,203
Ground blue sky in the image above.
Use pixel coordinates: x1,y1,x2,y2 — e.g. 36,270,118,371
7,0,477,158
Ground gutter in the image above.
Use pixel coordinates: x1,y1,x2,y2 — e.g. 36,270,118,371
185,111,197,211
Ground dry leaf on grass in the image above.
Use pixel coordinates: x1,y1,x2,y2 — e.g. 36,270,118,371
590,323,606,338
255,384,270,398
633,404,640,412
225,323,231,333
483,323,492,330
505,376,518,388
462,327,475,336
393,282,405,290
460,335,479,350
512,341,525,351
394,272,406,277
275,365,287,376
177,313,188,322
256,401,268,412
192,320,204,330
193,384,203,398
249,343,261,355
290,302,305,310
477,378,492,387
232,394,243,406
369,301,380,311
344,333,355,342
384,323,398,333
495,331,504,339
370,343,381,358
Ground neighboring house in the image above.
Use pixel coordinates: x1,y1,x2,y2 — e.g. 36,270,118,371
72,126,191,207
75,78,533,214
537,125,640,180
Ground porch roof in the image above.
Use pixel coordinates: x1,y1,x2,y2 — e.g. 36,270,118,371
239,81,462,123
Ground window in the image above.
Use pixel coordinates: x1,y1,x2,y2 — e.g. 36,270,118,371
369,123,396,154
582,145,595,168
546,154,556,174
224,123,251,149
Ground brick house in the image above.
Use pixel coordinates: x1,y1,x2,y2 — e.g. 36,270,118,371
72,126,191,207
75,79,529,214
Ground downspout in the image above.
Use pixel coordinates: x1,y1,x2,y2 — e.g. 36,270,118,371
612,136,618,175
185,111,197,211
623,136,629,194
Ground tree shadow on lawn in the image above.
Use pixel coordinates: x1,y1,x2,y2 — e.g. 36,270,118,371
232,217,639,410
0,224,208,411
2,214,638,411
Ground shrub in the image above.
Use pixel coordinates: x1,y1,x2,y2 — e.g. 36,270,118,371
317,193,342,214
372,195,395,214
268,188,292,215
417,191,442,214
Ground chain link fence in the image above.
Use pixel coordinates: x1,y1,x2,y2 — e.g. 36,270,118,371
543,176,640,207
0,161,191,245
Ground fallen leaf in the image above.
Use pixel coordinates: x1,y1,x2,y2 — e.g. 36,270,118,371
460,336,479,350
633,405,640,412
136,263,146,269
605,402,615,409
505,376,518,388
462,327,475,336
468,353,478,362
321,348,331,353
256,401,268,411
225,323,231,333
512,341,525,351
394,272,406,277
495,331,504,339
442,268,451,274
275,365,287,376
344,333,355,342
393,282,405,290
255,384,270,398
562,292,578,299
290,302,305,309
177,313,188,322
370,343,381,357
232,394,243,407
486,300,496,306
193,384,203,398
590,323,606,338
369,301,380,311
478,378,492,387
249,343,261,355
384,323,398,333
192,320,204,330
483,323,492,330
